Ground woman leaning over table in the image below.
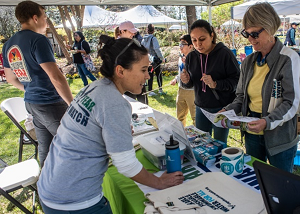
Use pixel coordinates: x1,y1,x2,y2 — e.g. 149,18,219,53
221,2,300,173
37,35,184,214
69,31,97,86
180,19,240,144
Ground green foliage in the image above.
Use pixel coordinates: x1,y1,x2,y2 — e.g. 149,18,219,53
154,30,187,47
200,1,243,28
0,6,20,41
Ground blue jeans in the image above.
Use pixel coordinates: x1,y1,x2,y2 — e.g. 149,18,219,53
195,106,229,144
245,132,297,172
76,63,97,86
40,196,113,214
25,101,68,167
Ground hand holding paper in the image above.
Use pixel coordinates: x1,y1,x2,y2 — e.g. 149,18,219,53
201,108,260,131
247,119,267,133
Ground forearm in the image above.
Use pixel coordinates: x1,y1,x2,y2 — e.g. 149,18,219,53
40,62,73,105
50,74,74,105
131,167,163,189
4,68,25,91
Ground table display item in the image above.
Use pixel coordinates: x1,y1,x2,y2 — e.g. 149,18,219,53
165,135,182,173
145,172,265,214
137,131,186,170
220,147,244,176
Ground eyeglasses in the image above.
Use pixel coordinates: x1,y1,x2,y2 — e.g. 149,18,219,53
114,38,141,66
179,43,188,48
74,35,79,37
241,28,264,39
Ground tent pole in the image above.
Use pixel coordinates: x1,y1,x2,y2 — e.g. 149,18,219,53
283,15,286,36
208,5,212,25
231,19,235,49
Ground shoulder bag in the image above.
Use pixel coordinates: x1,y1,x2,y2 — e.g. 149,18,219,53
81,41,96,72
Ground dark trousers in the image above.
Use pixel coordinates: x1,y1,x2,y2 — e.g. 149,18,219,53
124,85,148,105
40,196,112,214
148,65,162,91
25,100,68,167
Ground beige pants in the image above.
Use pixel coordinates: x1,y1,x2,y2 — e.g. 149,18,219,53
176,87,196,127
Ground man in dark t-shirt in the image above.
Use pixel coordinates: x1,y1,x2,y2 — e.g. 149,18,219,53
2,0,73,167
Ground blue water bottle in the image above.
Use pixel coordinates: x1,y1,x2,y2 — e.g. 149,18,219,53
165,135,181,173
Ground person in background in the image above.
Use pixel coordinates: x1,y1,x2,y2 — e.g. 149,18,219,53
180,19,240,144
114,20,137,39
134,31,143,43
115,20,148,104
2,0,73,167
69,31,97,86
284,22,298,46
170,34,195,127
221,2,300,172
37,35,184,214
142,24,165,96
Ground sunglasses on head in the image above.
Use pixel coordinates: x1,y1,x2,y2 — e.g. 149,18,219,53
179,43,188,48
114,38,141,66
241,28,264,39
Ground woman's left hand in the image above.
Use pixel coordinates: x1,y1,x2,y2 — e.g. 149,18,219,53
202,74,217,89
247,119,267,133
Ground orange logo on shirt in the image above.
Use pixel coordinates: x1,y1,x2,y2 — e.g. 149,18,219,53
7,46,31,82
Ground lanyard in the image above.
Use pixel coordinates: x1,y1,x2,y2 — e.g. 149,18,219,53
200,54,209,92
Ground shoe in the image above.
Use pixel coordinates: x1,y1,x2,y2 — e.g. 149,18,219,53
148,92,157,96
158,89,166,95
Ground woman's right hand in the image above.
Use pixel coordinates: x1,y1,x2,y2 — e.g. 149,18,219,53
170,79,177,85
158,171,184,189
180,69,190,84
218,108,226,113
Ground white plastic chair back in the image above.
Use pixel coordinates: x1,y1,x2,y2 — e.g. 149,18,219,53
1,97,27,123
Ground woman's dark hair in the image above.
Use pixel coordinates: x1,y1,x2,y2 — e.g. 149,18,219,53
15,1,45,24
180,34,192,46
147,24,155,34
190,20,217,44
74,31,85,43
97,35,148,79
114,27,121,39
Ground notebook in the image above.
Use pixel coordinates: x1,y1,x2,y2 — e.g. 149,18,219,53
253,160,300,214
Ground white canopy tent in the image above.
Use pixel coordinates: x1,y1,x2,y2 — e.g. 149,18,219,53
221,20,241,28
232,0,300,19
118,5,185,28
56,5,185,29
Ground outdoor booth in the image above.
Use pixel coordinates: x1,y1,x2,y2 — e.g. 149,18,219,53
102,96,269,214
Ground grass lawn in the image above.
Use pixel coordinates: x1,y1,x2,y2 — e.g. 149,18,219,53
0,76,299,213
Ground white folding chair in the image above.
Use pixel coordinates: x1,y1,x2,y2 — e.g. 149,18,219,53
0,158,40,214
1,97,38,162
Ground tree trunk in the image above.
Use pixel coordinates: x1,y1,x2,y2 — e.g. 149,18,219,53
58,6,73,46
47,17,73,64
74,6,83,31
64,5,76,32
185,6,197,33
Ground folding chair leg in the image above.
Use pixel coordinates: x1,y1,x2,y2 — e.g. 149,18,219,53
0,188,33,214
18,133,24,163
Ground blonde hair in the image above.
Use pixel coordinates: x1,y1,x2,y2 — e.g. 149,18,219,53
242,2,281,36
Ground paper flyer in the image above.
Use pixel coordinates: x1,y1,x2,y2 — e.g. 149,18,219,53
200,108,260,131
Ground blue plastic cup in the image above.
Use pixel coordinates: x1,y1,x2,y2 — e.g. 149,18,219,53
231,49,237,56
245,46,253,56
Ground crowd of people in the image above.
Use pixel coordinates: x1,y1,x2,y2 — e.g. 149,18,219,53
2,0,300,213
